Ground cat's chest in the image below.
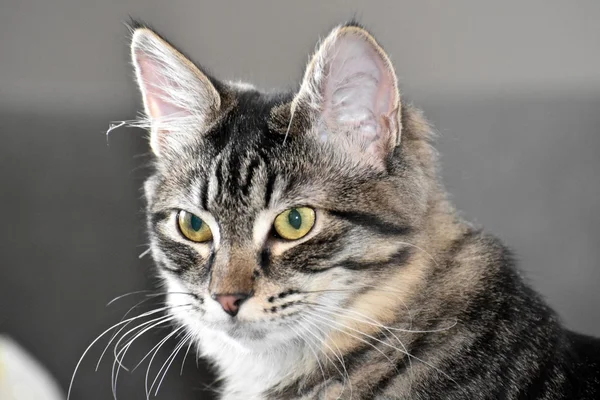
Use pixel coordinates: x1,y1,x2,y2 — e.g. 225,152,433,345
198,328,310,399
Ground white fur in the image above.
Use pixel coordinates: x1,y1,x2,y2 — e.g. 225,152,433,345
198,329,310,400
162,274,319,399
227,80,256,91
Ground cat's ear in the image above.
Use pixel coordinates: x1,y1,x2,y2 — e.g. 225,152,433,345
130,28,221,156
294,24,401,167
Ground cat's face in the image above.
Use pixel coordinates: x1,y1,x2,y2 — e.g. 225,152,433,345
132,24,433,350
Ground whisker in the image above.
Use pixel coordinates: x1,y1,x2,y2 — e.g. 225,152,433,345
302,311,393,364
98,297,167,370
67,306,179,400
126,311,189,372
298,285,415,330
111,315,176,399
112,303,194,371
299,317,344,377
102,291,198,369
300,316,352,399
304,310,461,392
301,283,459,332
152,332,192,396
180,339,193,376
139,248,152,259
110,303,192,398
288,323,327,384
107,290,198,307
145,326,185,399
396,241,439,267
106,290,156,306
101,310,166,371
304,301,457,334
303,302,413,391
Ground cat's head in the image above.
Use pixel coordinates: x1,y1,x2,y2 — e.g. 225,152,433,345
131,22,438,351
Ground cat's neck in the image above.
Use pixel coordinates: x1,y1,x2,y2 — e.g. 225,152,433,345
198,326,314,399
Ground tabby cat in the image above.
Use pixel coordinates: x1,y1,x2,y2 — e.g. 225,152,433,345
128,20,600,399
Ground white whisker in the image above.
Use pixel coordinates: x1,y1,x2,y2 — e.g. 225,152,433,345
307,301,457,334
302,310,393,364
139,248,152,259
397,241,439,267
67,306,178,400
111,315,176,399
300,316,352,399
305,309,461,391
106,290,155,306
305,302,413,392
152,332,192,396
145,326,185,399
180,339,193,376
288,323,326,384
98,298,167,370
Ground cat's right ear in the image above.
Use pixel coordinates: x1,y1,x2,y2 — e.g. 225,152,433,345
130,28,221,157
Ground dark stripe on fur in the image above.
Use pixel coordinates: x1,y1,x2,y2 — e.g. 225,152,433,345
284,231,349,273
199,178,209,210
259,247,271,275
205,250,215,275
302,247,412,274
339,248,412,271
241,157,261,198
329,210,412,236
264,172,277,208
227,150,241,192
150,211,170,229
371,333,431,396
214,155,225,201
155,236,197,274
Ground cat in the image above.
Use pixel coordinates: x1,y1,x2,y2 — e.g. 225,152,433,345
127,20,600,399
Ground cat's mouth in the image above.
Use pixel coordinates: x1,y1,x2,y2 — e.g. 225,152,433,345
199,310,303,344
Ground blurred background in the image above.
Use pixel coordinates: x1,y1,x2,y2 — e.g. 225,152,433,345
1,0,599,399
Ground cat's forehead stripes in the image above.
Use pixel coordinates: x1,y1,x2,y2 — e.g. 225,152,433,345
205,149,271,212
185,90,291,213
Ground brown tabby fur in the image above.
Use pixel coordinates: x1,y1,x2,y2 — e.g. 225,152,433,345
123,19,600,399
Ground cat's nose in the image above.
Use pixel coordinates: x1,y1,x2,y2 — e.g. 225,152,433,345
212,293,251,317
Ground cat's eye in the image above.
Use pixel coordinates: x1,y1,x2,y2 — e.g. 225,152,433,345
177,210,213,242
273,207,316,240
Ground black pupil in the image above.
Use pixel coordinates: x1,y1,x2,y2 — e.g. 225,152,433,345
288,209,302,230
190,214,203,231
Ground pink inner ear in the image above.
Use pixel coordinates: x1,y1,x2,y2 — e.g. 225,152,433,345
137,54,187,120
323,34,396,143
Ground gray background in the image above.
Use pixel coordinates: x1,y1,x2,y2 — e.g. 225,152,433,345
1,1,599,399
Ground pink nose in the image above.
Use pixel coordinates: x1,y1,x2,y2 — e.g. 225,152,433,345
213,293,250,317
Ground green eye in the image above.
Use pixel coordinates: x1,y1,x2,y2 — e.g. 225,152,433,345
177,210,213,242
273,207,316,240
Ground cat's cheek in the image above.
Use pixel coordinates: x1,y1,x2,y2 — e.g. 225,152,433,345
160,273,203,332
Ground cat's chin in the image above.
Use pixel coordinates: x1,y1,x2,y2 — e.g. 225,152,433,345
197,318,302,352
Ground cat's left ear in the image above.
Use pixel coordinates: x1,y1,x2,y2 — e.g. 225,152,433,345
293,24,401,167
130,28,221,157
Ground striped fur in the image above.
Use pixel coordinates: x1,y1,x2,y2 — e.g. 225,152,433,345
129,21,600,399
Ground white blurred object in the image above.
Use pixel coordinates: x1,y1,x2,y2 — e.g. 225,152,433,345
0,334,64,400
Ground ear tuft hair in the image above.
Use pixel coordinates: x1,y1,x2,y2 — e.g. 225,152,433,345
125,17,148,32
